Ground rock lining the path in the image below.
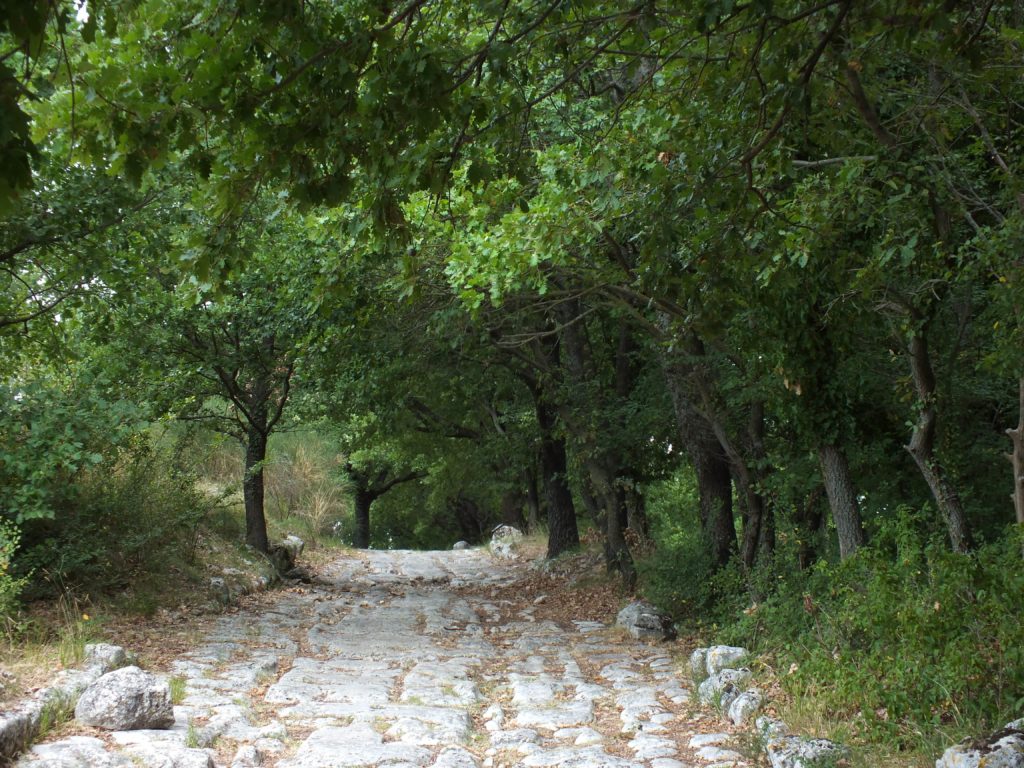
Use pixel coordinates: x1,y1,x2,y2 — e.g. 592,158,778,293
616,601,676,641
74,666,175,730
0,642,131,761
936,719,1024,768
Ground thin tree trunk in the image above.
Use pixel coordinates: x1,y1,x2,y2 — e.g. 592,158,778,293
353,487,373,549
818,443,865,559
243,425,270,553
796,486,825,570
1008,377,1024,534
905,332,972,552
625,486,649,541
588,457,636,588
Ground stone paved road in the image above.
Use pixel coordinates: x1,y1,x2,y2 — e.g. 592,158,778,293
18,550,747,768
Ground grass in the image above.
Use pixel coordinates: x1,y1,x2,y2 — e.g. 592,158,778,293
36,691,76,740
168,675,187,705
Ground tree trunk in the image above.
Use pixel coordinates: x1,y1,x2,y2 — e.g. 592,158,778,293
587,457,635,588
353,487,373,549
796,486,825,570
243,425,270,553
625,486,649,541
665,369,736,567
536,398,580,558
577,479,604,528
905,331,972,552
818,443,865,559
1008,377,1024,536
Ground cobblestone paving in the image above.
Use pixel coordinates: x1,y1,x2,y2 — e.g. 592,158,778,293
19,550,746,768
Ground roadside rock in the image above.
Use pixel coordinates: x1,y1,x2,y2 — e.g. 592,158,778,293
697,667,751,706
615,602,676,641
766,735,849,768
489,525,523,559
83,644,129,672
756,716,788,740
705,645,749,675
452,541,469,550
728,689,763,726
74,666,174,731
936,720,1024,768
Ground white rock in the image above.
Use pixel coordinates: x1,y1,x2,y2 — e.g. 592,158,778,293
18,735,134,767
452,541,470,550
728,689,762,726
615,602,674,641
83,644,129,672
935,722,1024,768
705,645,749,675
766,736,848,768
697,668,751,706
75,667,174,731
755,715,788,739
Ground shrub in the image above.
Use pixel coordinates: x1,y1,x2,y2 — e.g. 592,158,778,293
725,510,1024,751
0,519,29,632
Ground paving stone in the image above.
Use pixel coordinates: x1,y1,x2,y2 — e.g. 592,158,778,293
277,723,432,767
15,549,720,768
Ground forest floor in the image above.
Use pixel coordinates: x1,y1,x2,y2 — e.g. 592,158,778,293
10,543,776,768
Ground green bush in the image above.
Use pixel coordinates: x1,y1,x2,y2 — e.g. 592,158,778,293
0,519,29,631
17,437,208,596
724,510,1024,750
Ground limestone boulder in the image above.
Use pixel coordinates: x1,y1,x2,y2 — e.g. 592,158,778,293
697,667,751,706
766,735,849,768
490,525,523,559
936,720,1024,768
83,644,129,672
615,602,676,641
74,667,174,731
728,689,763,726
705,645,749,675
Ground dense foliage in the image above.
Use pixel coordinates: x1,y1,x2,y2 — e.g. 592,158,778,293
3,0,1024,758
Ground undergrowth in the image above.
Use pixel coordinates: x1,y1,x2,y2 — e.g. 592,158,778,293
639,487,1024,762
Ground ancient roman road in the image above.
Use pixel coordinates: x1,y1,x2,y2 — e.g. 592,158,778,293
18,549,748,768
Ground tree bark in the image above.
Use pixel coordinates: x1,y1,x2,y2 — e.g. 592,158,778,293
905,331,973,552
353,487,373,549
818,443,865,559
665,368,736,567
625,486,649,541
587,456,636,589
243,425,270,553
795,486,825,569
535,397,580,558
